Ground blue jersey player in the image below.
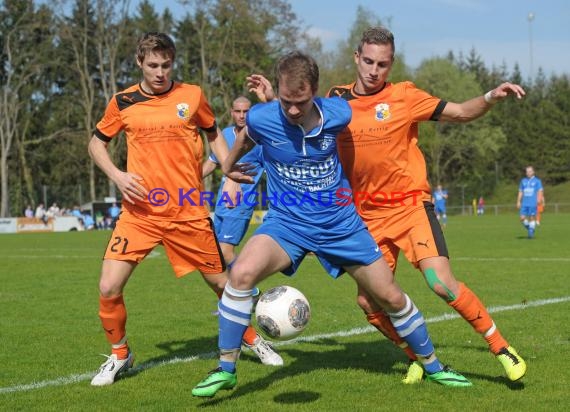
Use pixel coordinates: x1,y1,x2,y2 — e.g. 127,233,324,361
192,51,471,397
517,165,544,238
203,97,281,367
432,184,448,228
203,96,265,266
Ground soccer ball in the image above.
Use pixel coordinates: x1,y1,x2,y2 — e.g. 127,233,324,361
255,286,311,340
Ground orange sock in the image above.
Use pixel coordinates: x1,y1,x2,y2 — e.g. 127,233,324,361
367,311,417,361
242,325,258,345
448,283,508,354
99,294,129,359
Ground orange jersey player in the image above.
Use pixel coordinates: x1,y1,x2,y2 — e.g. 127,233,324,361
328,26,527,384
88,32,281,387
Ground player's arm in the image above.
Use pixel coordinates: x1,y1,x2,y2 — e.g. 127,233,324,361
204,127,230,167
538,190,545,206
88,135,147,204
221,126,256,183
203,127,244,203
202,158,218,178
439,82,525,123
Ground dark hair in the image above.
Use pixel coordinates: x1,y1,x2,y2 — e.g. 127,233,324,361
275,51,319,93
358,26,395,57
136,32,176,63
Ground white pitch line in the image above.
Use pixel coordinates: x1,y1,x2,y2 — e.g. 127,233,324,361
1,296,569,394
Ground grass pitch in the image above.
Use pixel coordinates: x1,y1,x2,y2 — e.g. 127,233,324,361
1,213,569,411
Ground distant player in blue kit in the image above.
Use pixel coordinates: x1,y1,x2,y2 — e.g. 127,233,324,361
203,96,265,267
202,96,281,366
432,184,448,229
517,165,544,238
192,51,471,397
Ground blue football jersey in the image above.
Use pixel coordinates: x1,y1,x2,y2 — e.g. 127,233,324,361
433,189,447,208
209,126,264,218
246,97,363,231
519,176,543,207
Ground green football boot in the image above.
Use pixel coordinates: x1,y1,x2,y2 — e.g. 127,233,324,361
192,367,237,397
426,365,472,387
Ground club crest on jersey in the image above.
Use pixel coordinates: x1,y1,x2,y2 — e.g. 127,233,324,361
374,103,391,121
319,136,335,150
176,103,190,120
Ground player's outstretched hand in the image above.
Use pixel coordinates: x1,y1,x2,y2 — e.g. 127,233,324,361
247,74,275,103
488,82,526,102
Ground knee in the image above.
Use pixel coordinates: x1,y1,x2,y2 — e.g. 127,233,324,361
381,289,407,310
227,262,256,290
363,284,406,312
98,278,123,298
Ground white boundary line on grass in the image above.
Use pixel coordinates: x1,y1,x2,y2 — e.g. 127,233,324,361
1,296,569,394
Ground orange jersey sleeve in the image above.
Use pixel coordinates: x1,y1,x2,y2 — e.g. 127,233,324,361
94,82,216,221
329,82,446,220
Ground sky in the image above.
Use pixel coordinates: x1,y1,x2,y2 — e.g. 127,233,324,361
144,0,570,79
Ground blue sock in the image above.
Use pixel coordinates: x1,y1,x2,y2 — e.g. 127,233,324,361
387,294,443,374
528,221,536,238
522,219,529,229
217,284,253,373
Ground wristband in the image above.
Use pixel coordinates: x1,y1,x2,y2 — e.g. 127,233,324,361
484,91,497,105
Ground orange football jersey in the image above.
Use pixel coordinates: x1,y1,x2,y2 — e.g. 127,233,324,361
328,81,446,220
95,82,217,221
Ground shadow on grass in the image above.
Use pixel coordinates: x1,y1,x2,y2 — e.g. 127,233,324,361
194,339,409,408
192,341,526,407
274,390,321,405
117,335,525,398
426,343,528,390
117,335,220,382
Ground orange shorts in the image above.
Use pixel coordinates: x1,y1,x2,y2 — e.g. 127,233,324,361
103,210,225,277
364,201,448,271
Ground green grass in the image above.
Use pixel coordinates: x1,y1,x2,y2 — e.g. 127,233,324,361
1,214,569,411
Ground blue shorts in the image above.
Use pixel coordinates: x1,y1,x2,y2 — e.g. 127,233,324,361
254,214,382,278
434,205,446,215
520,206,537,218
213,214,250,246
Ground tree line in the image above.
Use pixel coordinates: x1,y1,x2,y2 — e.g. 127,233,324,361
1,0,568,217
